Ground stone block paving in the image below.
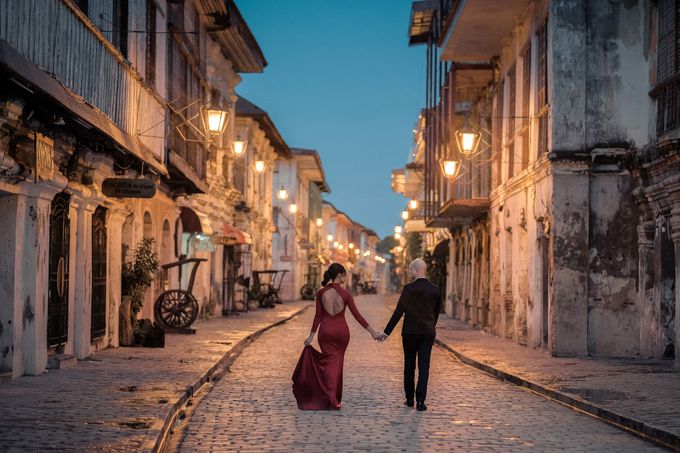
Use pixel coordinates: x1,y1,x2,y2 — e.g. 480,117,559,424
431,302,680,439
177,295,662,452
0,302,308,453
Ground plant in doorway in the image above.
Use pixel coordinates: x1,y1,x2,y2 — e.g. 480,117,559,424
119,238,160,346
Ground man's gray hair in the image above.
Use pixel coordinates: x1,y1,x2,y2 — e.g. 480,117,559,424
409,258,427,275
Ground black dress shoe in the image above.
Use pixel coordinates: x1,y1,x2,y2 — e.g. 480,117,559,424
416,401,427,411
404,399,414,407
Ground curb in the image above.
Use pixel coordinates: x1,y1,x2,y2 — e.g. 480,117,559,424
434,339,680,452
143,304,311,453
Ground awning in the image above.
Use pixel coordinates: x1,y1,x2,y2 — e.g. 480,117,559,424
213,224,252,246
180,207,213,235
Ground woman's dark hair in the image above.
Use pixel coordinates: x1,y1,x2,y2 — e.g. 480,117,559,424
322,263,346,286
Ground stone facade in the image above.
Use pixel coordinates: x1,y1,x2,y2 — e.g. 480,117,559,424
399,0,679,364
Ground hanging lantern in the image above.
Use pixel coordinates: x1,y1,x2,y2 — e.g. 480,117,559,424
316,218,323,227
408,199,418,210
289,203,298,214
254,160,266,173
394,226,402,234
232,137,247,156
455,116,482,156
277,187,288,200
201,101,230,136
439,158,461,179
401,210,409,220
348,243,354,249
394,232,401,239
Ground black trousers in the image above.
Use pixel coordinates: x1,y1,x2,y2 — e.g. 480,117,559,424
402,334,434,403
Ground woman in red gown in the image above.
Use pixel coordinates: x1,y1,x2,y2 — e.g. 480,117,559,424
292,263,384,410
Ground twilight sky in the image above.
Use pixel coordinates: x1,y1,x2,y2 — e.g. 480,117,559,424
235,0,425,238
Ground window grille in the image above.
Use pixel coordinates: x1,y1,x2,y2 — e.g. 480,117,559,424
536,21,548,154
655,0,680,135
507,65,516,179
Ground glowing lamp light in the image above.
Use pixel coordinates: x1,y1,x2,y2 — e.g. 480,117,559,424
316,218,323,227
394,226,403,234
349,243,355,249
364,251,370,257
254,160,266,173
289,203,298,214
439,158,461,179
333,241,339,248
394,232,401,239
201,102,229,136
327,234,334,241
232,138,247,156
408,200,418,210
354,248,360,255
277,187,288,200
401,210,409,220
455,128,482,156
396,246,403,252
338,244,344,250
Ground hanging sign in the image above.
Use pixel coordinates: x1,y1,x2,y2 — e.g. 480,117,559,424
102,178,156,198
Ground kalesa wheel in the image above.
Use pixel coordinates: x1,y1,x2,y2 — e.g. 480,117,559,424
154,289,199,329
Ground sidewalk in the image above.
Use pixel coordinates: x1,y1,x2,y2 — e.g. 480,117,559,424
0,301,310,453
431,312,680,450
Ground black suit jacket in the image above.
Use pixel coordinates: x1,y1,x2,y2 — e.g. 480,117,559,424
384,278,441,338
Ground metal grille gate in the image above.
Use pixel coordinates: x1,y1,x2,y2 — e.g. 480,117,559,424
91,206,107,340
47,192,70,347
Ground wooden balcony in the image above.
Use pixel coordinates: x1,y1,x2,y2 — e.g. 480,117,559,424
0,0,165,171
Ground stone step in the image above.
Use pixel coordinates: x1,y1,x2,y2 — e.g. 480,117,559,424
46,354,77,370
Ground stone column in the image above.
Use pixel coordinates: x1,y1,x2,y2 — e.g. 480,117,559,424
1,178,67,376
106,208,130,348
633,187,658,357
69,188,98,360
664,174,680,366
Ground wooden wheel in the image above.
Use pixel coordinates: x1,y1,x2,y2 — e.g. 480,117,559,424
154,289,199,329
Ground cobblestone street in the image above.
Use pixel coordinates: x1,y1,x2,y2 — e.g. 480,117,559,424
176,295,663,452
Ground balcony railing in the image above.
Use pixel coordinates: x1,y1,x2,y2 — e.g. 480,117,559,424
0,0,166,161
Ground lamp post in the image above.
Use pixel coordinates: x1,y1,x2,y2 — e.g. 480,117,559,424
200,101,230,136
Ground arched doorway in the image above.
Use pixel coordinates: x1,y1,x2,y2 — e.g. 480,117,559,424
90,206,107,341
48,192,71,349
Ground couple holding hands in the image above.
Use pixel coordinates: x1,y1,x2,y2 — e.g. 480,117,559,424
292,259,441,412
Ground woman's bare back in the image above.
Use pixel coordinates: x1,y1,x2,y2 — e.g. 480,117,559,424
321,288,344,316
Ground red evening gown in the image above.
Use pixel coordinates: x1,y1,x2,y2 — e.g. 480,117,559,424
292,283,369,410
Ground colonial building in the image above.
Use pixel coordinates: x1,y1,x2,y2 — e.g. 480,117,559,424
0,0,271,378
398,0,679,364
272,148,330,301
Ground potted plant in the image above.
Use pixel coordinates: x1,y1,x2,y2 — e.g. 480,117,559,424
119,237,159,346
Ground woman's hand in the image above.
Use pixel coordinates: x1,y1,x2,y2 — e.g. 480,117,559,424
304,333,314,346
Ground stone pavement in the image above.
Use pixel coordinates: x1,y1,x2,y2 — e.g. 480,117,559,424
176,294,663,452
431,302,680,451
0,302,309,453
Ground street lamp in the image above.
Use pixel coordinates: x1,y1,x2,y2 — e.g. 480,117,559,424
394,226,402,234
338,244,344,250
201,101,230,136
333,241,339,248
394,232,401,240
232,136,247,156
354,248,360,255
327,234,334,242
455,116,482,156
316,218,323,227
401,210,409,220
439,158,461,179
408,199,418,210
254,160,266,173
289,203,298,214
348,243,354,249
277,187,288,200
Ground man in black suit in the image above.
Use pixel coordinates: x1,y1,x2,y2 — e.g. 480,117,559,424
382,258,441,411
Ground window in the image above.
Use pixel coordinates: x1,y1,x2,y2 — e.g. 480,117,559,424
145,0,157,84
494,79,505,186
536,21,548,154
521,44,532,169
655,0,680,134
112,0,129,59
507,65,516,179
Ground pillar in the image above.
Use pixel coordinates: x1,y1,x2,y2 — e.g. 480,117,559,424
106,208,129,348
664,174,680,367
634,188,658,357
69,188,97,360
